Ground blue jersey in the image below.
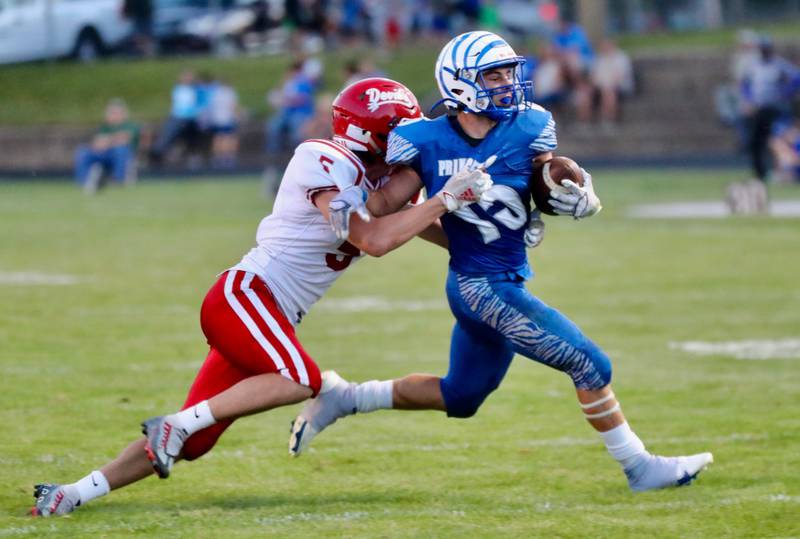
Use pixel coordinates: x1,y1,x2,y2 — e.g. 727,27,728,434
386,106,557,278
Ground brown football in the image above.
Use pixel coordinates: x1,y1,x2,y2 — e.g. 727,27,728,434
529,156,584,216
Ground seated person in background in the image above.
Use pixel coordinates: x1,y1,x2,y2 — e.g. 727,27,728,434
74,99,139,192
207,77,241,170
149,69,200,167
590,39,634,126
532,43,568,110
551,18,594,122
770,115,800,183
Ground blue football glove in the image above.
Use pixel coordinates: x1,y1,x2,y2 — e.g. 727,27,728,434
328,185,370,240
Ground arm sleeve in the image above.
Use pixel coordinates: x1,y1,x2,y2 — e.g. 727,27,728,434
529,114,558,154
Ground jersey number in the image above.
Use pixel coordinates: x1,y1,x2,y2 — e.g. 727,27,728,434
325,240,360,271
453,185,527,243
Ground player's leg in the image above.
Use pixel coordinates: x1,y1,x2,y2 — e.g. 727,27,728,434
451,274,713,491
31,344,252,517
289,314,514,455
142,270,320,477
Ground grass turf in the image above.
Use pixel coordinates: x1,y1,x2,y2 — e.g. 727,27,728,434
1,170,799,538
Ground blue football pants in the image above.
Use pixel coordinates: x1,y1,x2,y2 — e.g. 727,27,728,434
440,270,612,418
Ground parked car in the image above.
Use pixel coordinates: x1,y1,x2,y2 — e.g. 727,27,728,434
0,0,131,64
152,0,284,55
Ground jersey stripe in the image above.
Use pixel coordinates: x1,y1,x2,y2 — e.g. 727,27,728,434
240,273,310,386
386,132,419,165
223,271,290,375
306,185,339,203
529,117,557,153
306,139,365,186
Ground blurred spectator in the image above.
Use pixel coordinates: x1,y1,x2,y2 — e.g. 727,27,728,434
193,71,217,166
769,116,800,183
342,57,384,87
207,77,241,170
739,38,800,182
300,53,324,89
551,18,594,122
263,60,317,191
286,0,330,51
300,93,335,140
337,0,369,44
122,0,155,57
589,39,634,126
552,17,594,80
715,29,760,145
75,99,139,194
265,60,317,151
149,69,202,167
731,29,760,86
531,42,567,110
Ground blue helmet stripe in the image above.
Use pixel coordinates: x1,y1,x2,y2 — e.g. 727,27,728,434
450,32,477,70
461,32,492,68
438,66,458,99
474,39,506,65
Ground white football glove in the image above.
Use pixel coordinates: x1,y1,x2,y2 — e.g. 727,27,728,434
524,210,545,248
328,185,371,240
548,168,602,219
436,155,496,212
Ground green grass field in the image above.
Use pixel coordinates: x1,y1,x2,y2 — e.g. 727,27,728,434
1,170,799,538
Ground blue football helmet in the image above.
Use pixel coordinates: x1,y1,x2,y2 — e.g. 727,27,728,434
434,31,532,121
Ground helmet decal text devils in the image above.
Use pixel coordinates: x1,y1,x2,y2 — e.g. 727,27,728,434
364,87,415,112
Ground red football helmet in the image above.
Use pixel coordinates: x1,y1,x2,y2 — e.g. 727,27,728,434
331,77,422,157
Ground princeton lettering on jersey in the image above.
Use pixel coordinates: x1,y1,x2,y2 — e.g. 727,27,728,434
437,157,482,177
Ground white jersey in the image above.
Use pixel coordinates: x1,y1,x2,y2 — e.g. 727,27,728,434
233,139,374,325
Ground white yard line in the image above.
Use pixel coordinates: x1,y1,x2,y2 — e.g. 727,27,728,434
670,338,800,360
627,200,800,219
0,271,80,285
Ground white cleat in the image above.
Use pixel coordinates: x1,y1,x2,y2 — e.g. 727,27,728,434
626,452,714,492
289,370,355,457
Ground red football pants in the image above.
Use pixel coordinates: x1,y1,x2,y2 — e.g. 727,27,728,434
180,270,321,460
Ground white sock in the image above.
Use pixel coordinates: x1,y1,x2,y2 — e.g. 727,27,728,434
71,470,110,505
599,422,649,470
354,380,393,413
173,400,216,436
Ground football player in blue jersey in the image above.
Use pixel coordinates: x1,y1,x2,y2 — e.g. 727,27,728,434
290,31,713,492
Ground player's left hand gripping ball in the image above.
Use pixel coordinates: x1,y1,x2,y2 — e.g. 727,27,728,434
548,168,602,219
329,185,371,240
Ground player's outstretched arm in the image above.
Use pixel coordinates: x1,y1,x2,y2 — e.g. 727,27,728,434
317,189,447,257
320,162,492,256
367,166,425,217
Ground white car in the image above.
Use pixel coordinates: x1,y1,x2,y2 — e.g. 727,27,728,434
0,0,131,64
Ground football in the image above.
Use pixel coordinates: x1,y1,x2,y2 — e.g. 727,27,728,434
530,156,584,215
